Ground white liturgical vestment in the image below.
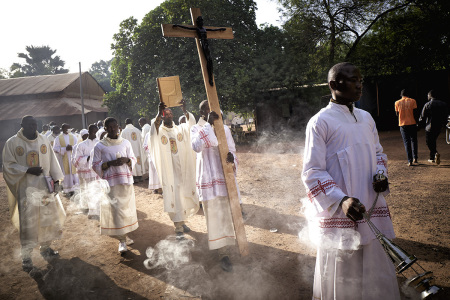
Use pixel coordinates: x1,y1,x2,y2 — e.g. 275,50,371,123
149,113,199,222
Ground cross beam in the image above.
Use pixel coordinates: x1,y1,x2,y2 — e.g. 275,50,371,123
162,8,249,256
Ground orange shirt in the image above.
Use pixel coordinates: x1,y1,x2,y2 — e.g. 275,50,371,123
395,97,417,126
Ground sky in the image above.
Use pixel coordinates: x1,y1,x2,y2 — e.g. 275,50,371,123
0,0,283,74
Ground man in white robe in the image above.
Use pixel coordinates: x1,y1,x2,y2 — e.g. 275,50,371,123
47,126,60,147
302,62,400,300
139,117,151,174
121,119,146,183
40,124,49,136
149,100,199,237
143,130,162,193
91,117,138,253
73,126,100,216
53,123,79,196
2,116,66,272
191,100,241,272
96,120,106,140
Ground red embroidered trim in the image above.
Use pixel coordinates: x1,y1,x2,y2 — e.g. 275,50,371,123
318,206,391,228
307,179,338,202
377,157,388,171
199,130,211,148
197,179,226,189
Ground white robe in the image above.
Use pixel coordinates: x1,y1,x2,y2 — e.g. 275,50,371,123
53,133,79,193
2,129,66,249
149,113,199,222
143,132,161,189
96,127,105,140
73,138,100,214
141,123,151,173
91,137,138,236
191,118,237,250
302,102,399,299
121,124,146,177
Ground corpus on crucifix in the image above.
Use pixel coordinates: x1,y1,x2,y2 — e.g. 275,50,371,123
161,8,249,257
173,16,225,86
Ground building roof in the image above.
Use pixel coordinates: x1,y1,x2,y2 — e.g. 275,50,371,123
0,73,84,97
0,97,108,121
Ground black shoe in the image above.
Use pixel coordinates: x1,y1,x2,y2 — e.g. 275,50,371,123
40,248,59,261
176,232,185,240
182,224,191,233
220,256,233,272
22,258,33,272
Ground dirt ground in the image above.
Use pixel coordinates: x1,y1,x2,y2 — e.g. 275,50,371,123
0,129,449,300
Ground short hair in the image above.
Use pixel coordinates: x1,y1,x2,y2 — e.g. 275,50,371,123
61,123,70,129
428,89,442,99
104,117,117,127
88,124,98,132
199,100,209,111
49,121,56,126
52,126,60,133
125,118,132,124
327,62,355,82
139,117,147,123
400,89,409,97
21,115,34,125
97,120,103,127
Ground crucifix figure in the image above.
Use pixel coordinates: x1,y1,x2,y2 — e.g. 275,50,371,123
162,8,249,256
173,16,226,86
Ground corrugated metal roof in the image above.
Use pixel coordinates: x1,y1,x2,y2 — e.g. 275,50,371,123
0,73,82,97
0,97,108,121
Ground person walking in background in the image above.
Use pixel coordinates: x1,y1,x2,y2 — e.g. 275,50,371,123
419,90,449,165
395,89,419,166
53,123,79,196
121,119,146,183
302,62,400,300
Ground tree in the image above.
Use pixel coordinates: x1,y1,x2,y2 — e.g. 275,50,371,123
105,0,258,120
89,59,114,93
0,68,8,79
10,45,69,77
278,0,413,78
352,0,450,76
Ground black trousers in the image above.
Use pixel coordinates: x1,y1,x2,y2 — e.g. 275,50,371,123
425,129,441,160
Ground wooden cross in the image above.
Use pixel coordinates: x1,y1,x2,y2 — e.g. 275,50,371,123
161,8,249,256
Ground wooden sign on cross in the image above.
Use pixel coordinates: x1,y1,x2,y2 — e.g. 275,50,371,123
161,8,249,256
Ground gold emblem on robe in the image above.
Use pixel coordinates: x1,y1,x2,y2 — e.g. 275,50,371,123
16,146,24,156
169,138,178,154
161,135,168,145
177,133,183,142
131,132,137,141
26,150,39,167
40,144,47,154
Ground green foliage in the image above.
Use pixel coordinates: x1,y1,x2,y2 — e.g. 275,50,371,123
0,68,8,79
278,0,413,81
9,45,69,77
352,0,450,76
106,0,258,120
89,59,114,93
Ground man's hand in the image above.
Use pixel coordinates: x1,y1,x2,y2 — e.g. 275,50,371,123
341,197,366,222
180,99,187,114
26,167,43,176
373,178,389,193
66,145,73,151
109,157,130,167
207,111,219,125
226,152,234,164
158,102,167,115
